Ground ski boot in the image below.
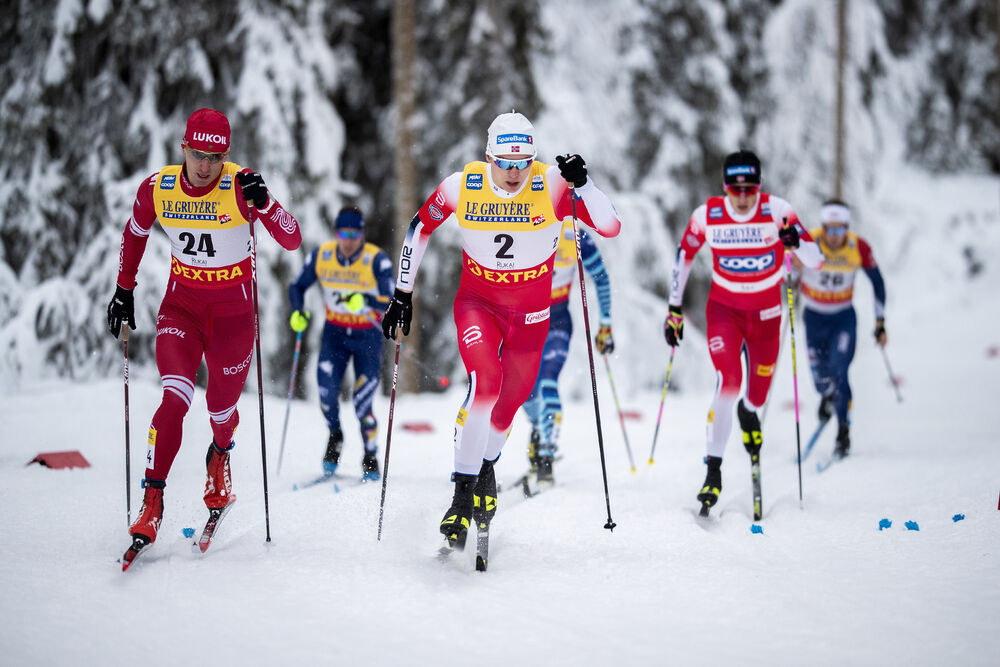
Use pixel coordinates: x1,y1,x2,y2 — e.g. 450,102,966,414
737,399,763,459
473,459,498,527
440,473,476,549
129,479,166,544
362,451,381,482
204,440,236,510
833,422,851,459
527,428,541,472
323,429,343,475
817,393,834,423
697,456,723,514
536,445,556,483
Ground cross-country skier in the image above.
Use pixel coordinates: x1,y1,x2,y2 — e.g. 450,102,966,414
663,150,822,514
107,108,301,556
287,206,394,480
522,217,613,482
381,111,622,548
791,199,887,459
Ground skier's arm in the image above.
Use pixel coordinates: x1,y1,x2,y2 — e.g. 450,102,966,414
579,229,612,324
668,206,707,307
771,198,822,269
288,247,320,313
859,237,886,319
116,173,159,290
549,165,622,238
236,168,302,251
395,172,461,293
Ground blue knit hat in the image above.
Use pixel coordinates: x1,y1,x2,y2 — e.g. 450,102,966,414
335,207,364,231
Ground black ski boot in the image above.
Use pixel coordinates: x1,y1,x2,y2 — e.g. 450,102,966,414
323,430,343,475
817,394,834,423
737,399,763,459
527,428,541,472
440,473,477,549
473,459,498,527
362,451,380,482
697,455,723,508
536,445,556,483
833,422,850,459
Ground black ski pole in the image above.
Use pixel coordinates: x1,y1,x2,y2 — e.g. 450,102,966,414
277,329,304,476
122,325,132,527
570,192,616,531
648,346,675,465
601,354,636,472
248,216,272,542
377,338,402,541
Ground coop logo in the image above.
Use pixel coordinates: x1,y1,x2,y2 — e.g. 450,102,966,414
223,350,254,376
160,174,177,190
531,175,544,191
708,206,723,219
719,251,775,273
220,174,232,190
462,325,483,346
466,173,483,190
525,307,550,325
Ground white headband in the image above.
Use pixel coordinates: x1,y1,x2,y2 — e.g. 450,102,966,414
821,203,851,224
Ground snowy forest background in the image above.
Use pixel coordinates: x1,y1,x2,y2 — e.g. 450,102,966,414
0,0,997,398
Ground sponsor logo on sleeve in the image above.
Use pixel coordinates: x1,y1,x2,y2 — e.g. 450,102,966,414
428,204,444,221
466,173,483,190
160,174,176,190
685,233,702,248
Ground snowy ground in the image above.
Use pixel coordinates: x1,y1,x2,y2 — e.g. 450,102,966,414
3,174,1000,665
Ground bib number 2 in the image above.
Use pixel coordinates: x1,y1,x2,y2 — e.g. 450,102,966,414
494,233,514,259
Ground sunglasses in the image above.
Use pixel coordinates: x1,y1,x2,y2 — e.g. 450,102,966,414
823,225,848,235
187,147,227,163
724,184,761,196
337,229,363,240
493,157,533,171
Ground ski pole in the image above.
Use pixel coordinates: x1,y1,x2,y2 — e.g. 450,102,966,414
122,325,132,527
276,329,304,476
783,252,804,509
602,354,636,472
648,346,675,465
761,287,795,425
570,191,616,531
377,338,402,541
879,346,903,403
248,216,272,542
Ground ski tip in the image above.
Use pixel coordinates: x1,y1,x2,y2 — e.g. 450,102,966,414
476,556,488,572
333,483,341,493
647,459,655,466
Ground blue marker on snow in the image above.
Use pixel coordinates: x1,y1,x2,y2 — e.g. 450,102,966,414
905,520,919,531
182,527,195,538
750,524,763,534
878,518,892,531
952,514,965,522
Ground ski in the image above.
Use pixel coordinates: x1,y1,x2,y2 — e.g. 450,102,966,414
475,521,489,572
750,453,762,521
799,417,831,462
292,472,368,492
292,471,334,491
193,503,234,554
120,534,152,572
816,452,846,474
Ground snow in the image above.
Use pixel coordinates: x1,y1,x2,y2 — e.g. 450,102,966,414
2,170,999,665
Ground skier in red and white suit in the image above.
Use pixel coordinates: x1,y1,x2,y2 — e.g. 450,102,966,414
381,112,621,546
663,150,822,512
106,108,301,548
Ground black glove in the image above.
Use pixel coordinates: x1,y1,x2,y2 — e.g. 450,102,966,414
556,154,588,188
663,305,683,347
236,171,269,209
874,318,887,346
107,285,136,339
382,288,413,340
779,220,800,249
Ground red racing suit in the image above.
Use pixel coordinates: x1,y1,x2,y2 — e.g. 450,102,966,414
398,161,621,475
669,193,822,458
116,162,301,482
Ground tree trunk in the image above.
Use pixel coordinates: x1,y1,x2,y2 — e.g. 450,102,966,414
834,0,848,199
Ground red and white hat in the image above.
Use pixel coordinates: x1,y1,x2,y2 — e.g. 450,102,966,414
486,111,536,159
184,108,230,153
